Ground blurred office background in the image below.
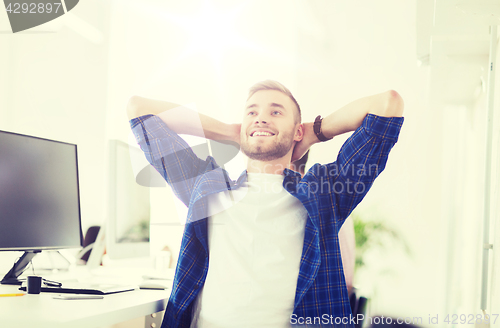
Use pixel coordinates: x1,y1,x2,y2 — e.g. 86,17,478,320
1,0,500,326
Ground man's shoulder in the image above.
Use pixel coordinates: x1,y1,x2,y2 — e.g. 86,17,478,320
303,162,338,178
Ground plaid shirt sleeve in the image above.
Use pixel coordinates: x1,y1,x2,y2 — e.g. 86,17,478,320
129,114,212,207
326,113,404,222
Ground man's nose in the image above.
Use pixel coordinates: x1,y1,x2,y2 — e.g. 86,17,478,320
254,112,269,124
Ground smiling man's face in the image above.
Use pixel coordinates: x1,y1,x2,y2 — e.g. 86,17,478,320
240,89,301,162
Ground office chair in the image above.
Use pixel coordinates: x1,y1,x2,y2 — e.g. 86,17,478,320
77,226,101,263
350,288,368,328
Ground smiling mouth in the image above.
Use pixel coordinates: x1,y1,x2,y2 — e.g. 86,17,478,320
251,131,275,137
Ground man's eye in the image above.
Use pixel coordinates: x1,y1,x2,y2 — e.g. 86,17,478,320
248,111,255,115
272,111,281,115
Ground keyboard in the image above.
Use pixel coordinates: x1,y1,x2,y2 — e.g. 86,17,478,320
19,282,137,295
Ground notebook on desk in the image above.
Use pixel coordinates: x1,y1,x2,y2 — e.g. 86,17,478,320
19,282,137,295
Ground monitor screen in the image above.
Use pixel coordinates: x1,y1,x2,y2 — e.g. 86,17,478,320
0,130,82,251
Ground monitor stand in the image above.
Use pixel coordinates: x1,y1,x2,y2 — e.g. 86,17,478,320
1,250,41,285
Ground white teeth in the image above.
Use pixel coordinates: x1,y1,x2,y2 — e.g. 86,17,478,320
252,131,274,136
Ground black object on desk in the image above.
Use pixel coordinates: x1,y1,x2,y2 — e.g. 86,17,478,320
27,276,42,294
19,283,136,295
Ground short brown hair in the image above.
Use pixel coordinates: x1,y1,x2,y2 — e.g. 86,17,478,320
247,80,301,124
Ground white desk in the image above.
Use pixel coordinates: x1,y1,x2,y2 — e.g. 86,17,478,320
0,267,172,328
0,284,170,328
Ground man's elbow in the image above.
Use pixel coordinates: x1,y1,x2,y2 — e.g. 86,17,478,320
383,90,404,117
127,96,143,120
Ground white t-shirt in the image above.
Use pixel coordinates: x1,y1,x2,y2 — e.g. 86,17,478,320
190,173,308,328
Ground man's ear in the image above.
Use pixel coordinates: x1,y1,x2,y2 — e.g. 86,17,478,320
294,123,304,142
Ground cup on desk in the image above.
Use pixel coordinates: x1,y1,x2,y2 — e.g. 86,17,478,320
27,276,42,294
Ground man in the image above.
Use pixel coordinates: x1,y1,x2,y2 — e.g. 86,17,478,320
128,80,404,328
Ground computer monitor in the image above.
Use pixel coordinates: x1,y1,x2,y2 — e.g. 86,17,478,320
0,130,82,285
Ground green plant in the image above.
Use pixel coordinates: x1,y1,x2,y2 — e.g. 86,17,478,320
352,212,412,273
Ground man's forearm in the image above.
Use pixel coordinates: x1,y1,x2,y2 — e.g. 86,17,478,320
127,96,240,143
321,90,404,139
290,90,404,162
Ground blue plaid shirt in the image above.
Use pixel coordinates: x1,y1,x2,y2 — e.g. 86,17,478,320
130,113,404,328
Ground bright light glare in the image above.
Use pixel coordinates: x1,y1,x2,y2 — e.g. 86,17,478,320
129,0,261,92
175,2,244,64
132,1,254,69
128,0,301,97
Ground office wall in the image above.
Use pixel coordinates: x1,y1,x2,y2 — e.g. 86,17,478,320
487,33,500,325
437,30,500,327
490,93,500,326
0,1,112,238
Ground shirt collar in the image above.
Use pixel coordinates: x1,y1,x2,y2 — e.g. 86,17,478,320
235,168,302,187
235,170,248,186
283,167,302,179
